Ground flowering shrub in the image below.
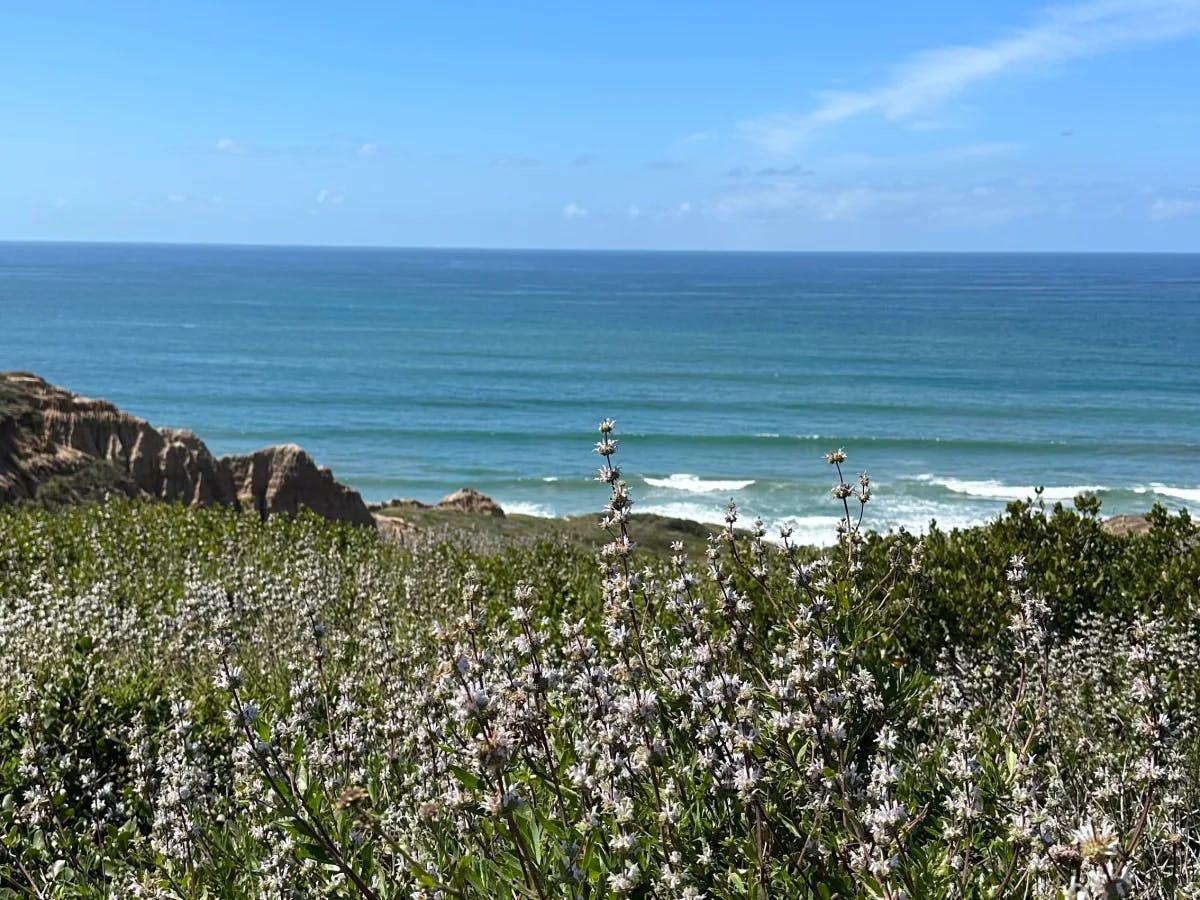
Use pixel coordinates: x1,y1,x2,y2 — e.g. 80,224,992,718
0,423,1197,898
857,495,1200,666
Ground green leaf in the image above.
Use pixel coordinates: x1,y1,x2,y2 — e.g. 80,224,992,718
289,817,320,842
449,764,483,791
298,841,333,864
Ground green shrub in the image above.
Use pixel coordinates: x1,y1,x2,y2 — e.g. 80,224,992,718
0,429,1197,898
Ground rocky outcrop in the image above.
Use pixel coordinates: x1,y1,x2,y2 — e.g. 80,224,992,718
1102,514,1152,536
225,445,374,527
373,513,411,542
368,497,430,512
436,488,505,517
0,372,373,527
0,372,237,508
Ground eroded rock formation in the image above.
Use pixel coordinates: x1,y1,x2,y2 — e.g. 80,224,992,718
0,372,373,527
225,444,375,527
436,487,505,517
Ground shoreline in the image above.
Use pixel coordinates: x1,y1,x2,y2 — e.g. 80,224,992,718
2,370,1179,548
369,492,1157,552
367,480,1176,548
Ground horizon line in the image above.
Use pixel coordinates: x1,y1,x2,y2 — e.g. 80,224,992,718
1,238,1198,256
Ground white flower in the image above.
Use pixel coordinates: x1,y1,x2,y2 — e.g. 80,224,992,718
1072,819,1120,862
607,860,640,894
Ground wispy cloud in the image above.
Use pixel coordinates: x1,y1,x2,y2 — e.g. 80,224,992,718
741,0,1200,153
214,137,246,155
756,164,816,177
831,142,1022,169
1149,190,1200,219
713,175,1176,227
315,188,345,206
357,142,380,158
715,183,922,222
563,202,588,220
726,164,815,178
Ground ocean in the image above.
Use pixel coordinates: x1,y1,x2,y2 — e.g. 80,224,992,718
2,242,1198,544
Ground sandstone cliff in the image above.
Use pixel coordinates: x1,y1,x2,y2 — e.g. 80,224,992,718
225,444,375,527
0,372,373,527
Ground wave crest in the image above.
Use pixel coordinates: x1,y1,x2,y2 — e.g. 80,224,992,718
1137,484,1200,504
643,473,756,494
911,474,1106,502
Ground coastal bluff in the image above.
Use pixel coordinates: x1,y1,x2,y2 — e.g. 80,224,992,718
0,372,373,527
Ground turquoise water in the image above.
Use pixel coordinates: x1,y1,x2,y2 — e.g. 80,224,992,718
2,242,1198,543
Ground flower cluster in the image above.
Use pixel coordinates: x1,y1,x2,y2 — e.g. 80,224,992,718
0,426,1197,898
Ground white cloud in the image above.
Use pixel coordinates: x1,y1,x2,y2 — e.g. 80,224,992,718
563,202,588,220
315,188,345,206
677,201,692,215
167,193,187,204
215,137,245,155
715,183,921,222
713,175,1178,227
1149,193,1200,219
358,142,380,157
741,0,1200,153
739,116,815,157
627,205,642,219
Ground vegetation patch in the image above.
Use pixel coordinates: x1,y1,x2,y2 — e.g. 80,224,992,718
0,374,40,428
25,458,141,510
379,503,724,558
0,423,1197,898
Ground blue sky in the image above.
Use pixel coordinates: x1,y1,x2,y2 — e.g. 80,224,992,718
3,0,1199,250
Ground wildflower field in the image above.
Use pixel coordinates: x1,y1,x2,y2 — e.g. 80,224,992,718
2,424,1199,899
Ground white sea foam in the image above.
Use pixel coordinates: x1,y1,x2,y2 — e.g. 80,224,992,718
912,474,1106,502
494,495,999,549
765,503,999,547
541,476,560,482
767,515,844,547
753,511,990,547
500,501,557,518
643,473,756,493
1136,484,1200,504
640,503,985,548
883,510,997,536
637,501,732,527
